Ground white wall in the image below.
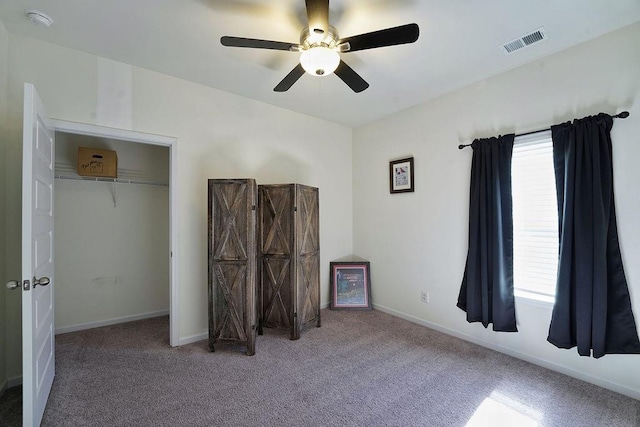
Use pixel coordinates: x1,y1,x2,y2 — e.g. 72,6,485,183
353,22,640,399
4,32,353,377
0,18,9,392
54,133,170,331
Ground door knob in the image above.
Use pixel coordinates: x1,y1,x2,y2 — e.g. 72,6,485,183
33,276,51,288
5,280,21,290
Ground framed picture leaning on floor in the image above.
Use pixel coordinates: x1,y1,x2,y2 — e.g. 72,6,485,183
330,261,372,310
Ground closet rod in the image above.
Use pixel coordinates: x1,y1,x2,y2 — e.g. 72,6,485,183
54,174,169,187
457,111,630,150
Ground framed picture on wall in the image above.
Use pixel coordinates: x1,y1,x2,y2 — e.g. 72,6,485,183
390,157,414,193
330,261,372,310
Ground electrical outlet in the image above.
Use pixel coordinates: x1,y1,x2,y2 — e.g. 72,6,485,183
421,291,429,304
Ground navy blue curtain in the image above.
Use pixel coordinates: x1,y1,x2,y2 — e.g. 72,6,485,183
458,134,517,332
548,114,640,358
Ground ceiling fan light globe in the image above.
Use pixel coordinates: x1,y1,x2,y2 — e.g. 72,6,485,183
300,47,340,77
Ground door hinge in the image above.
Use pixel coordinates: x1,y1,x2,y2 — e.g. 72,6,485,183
23,279,31,291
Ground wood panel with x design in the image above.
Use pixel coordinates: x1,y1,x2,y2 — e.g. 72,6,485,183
262,258,291,327
297,255,320,325
261,188,292,255
297,188,319,255
213,185,248,260
213,263,248,341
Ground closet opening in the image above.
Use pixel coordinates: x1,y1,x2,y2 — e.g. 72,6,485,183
51,120,179,346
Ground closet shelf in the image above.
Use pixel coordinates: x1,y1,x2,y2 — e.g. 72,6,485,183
54,174,168,187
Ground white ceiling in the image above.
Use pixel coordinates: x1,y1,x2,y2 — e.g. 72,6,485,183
1,0,639,128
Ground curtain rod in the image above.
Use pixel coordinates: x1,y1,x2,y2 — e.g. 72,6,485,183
457,111,630,150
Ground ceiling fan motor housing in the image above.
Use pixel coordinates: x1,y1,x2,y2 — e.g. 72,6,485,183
300,25,339,47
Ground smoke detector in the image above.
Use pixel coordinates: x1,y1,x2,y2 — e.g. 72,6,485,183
26,10,54,27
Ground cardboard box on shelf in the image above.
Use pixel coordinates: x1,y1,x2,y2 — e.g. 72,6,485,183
77,147,118,178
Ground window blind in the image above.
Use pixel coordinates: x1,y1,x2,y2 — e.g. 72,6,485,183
512,131,559,298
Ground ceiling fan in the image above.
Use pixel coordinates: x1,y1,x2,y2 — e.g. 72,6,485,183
221,0,419,93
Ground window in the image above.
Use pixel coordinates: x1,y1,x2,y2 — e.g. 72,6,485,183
511,131,559,300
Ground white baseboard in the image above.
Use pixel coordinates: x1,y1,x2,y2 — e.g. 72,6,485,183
55,310,169,335
7,375,22,388
178,332,207,346
373,303,640,401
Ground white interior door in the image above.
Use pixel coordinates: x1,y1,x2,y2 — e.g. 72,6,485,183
22,83,56,427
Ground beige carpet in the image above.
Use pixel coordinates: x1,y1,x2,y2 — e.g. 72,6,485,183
9,309,640,426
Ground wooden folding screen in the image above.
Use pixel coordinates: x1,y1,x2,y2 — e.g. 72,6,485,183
258,184,321,340
208,179,257,356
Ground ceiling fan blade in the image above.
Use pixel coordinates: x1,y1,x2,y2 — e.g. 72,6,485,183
334,60,369,93
221,36,299,51
305,0,330,37
339,23,419,52
274,64,306,92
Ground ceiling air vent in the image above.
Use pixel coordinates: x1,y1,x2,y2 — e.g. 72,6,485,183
502,27,547,54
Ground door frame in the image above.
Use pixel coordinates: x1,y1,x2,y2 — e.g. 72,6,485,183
50,119,179,347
